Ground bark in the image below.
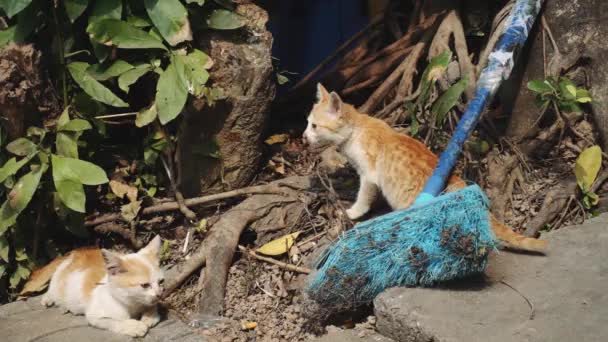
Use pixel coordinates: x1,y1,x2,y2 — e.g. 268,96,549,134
505,0,608,150
178,3,276,196
0,44,59,140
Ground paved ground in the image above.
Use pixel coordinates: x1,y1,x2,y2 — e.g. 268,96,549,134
0,299,204,341
2,215,606,341
374,214,608,342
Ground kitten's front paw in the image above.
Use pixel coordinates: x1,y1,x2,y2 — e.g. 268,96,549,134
41,294,54,307
141,314,160,328
118,319,149,337
346,207,365,220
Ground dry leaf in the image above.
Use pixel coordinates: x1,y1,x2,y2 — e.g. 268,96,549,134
268,160,285,175
265,134,289,145
120,200,142,222
109,180,138,202
257,232,301,256
241,321,257,330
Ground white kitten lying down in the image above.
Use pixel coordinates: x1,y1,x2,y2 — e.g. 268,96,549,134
25,236,164,337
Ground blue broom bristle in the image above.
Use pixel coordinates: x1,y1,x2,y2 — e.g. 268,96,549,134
305,185,498,310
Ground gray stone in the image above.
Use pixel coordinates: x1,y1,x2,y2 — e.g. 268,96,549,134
0,298,204,342
374,214,608,342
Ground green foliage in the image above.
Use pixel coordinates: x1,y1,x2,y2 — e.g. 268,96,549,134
0,0,243,292
527,76,592,113
432,77,468,126
574,146,602,209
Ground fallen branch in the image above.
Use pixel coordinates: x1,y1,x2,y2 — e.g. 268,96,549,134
94,222,142,248
238,246,311,274
524,178,579,237
84,183,286,227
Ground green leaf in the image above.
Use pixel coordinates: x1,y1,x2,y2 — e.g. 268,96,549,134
186,0,205,5
0,0,32,18
559,101,583,113
87,60,134,81
431,77,468,126
136,103,158,127
527,80,553,94
6,138,37,156
51,155,106,213
67,62,129,107
117,64,151,93
65,0,89,22
87,19,168,51
206,9,244,30
10,263,30,288
0,155,34,183
59,119,92,132
156,56,188,124
58,106,71,127
559,78,577,100
127,15,152,28
577,97,592,103
418,51,452,106
0,2,37,47
177,49,210,96
144,0,192,46
0,265,5,278
575,145,602,192
0,236,8,261
91,41,110,63
56,132,79,158
89,0,122,23
51,155,109,186
27,127,46,141
0,166,45,234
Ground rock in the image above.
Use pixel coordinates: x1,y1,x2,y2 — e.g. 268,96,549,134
0,298,204,341
178,3,275,196
374,214,608,342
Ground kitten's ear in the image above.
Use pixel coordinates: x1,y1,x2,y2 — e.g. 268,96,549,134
328,91,343,117
138,235,161,262
101,249,125,276
316,83,330,103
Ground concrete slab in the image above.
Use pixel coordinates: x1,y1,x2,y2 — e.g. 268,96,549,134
374,214,608,342
0,297,204,341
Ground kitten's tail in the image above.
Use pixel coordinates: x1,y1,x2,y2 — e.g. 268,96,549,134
19,254,69,296
490,214,548,253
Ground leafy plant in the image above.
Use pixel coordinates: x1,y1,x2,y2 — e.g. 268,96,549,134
0,0,244,291
574,146,602,209
527,76,592,113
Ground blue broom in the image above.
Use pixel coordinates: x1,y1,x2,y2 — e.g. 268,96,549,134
306,0,544,310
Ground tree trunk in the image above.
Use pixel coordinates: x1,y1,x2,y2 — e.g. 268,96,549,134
178,3,276,196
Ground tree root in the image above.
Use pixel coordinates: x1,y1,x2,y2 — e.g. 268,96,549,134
162,176,313,316
524,178,579,238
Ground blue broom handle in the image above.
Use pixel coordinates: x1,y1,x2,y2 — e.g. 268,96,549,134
415,0,543,205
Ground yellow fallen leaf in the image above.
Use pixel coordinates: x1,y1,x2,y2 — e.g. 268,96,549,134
257,232,301,256
109,180,138,202
241,321,257,330
575,145,602,191
265,134,289,145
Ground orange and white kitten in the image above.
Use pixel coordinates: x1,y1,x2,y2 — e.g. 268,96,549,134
27,236,164,337
304,83,547,253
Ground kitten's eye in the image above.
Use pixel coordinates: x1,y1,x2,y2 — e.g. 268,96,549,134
158,278,164,285
311,124,317,129
140,283,151,289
